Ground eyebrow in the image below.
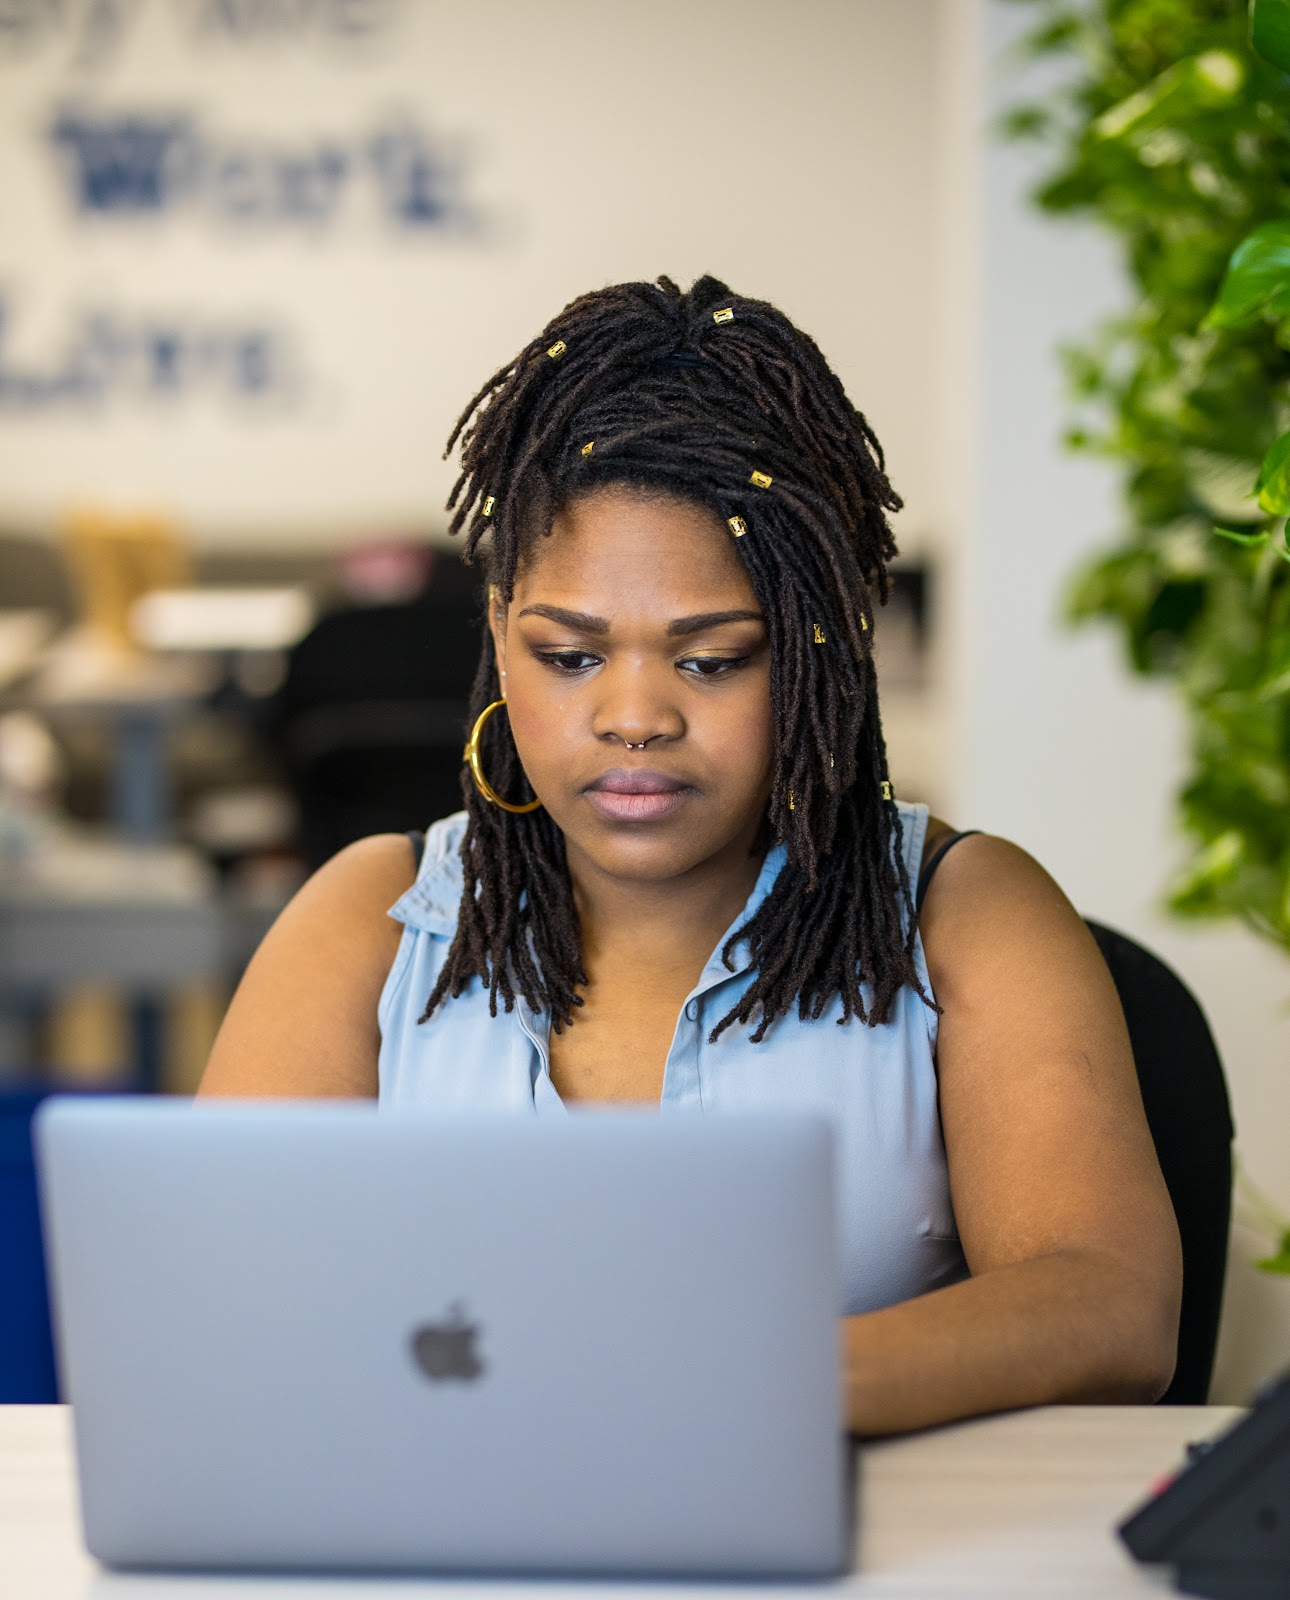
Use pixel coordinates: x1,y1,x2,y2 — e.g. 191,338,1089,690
516,604,764,637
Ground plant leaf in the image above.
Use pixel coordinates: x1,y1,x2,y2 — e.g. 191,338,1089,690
1204,220,1290,330
1095,50,1245,141
1251,0,1290,73
1186,448,1261,520
1256,1228,1290,1275
1255,428,1290,513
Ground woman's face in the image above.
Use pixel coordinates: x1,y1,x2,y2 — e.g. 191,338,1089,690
490,486,775,889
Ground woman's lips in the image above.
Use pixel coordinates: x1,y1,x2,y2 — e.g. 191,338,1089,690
583,768,692,823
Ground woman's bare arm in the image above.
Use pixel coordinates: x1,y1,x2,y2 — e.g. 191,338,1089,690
197,834,416,1100
841,833,1182,1434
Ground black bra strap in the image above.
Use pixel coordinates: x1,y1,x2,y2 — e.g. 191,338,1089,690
407,829,426,867
916,830,983,914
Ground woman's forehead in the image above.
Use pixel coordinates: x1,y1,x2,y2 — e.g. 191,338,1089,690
512,486,759,612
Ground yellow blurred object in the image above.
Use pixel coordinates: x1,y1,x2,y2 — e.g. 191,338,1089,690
165,983,227,1095
61,510,189,654
45,985,129,1084
40,982,225,1092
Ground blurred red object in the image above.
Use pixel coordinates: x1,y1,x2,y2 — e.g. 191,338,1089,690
336,540,436,605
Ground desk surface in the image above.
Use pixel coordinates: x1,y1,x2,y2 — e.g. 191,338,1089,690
0,1403,1239,1598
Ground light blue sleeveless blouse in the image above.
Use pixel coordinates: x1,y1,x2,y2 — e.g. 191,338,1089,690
378,800,968,1317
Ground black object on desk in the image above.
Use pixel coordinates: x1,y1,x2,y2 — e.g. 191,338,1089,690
1119,1364,1290,1598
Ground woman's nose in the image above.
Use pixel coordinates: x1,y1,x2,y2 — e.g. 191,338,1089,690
591,659,685,748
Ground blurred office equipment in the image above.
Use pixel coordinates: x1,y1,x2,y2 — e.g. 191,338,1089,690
0,827,280,1090
61,510,188,657
0,527,482,1089
0,523,309,1090
873,564,930,691
271,549,482,870
1119,1364,1290,1599
0,615,57,695
0,1087,60,1403
130,586,313,656
0,537,76,628
874,557,943,812
16,511,208,842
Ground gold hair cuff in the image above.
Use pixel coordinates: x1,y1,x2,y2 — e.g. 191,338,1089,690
547,340,567,360
881,780,893,801
749,470,773,489
581,440,594,456
713,307,734,324
727,515,747,538
787,788,795,812
812,623,826,644
860,614,869,631
482,496,495,517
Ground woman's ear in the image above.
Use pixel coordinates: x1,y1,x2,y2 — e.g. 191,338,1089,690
486,584,508,690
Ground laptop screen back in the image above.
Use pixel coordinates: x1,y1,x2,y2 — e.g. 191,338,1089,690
36,1099,846,1578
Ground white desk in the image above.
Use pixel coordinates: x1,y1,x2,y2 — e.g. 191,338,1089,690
0,1403,1239,1598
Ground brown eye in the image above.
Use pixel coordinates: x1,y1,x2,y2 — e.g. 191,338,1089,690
538,650,600,674
679,655,750,678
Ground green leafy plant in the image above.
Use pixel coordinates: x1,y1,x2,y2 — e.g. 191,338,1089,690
999,0,1290,952
1000,0,1290,1272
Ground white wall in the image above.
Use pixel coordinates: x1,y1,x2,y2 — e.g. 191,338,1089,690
958,0,1290,1402
0,0,942,548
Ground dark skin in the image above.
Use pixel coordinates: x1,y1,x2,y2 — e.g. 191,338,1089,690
493,490,775,1100
200,485,1182,1433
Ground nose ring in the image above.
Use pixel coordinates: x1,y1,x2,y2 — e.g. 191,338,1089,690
624,740,648,750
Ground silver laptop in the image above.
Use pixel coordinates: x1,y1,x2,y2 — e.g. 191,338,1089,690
35,1098,846,1578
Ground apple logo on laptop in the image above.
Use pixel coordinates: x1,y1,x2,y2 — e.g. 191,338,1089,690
410,1303,486,1382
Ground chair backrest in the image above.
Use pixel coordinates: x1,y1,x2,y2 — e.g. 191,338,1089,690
271,559,482,869
1084,920,1234,1405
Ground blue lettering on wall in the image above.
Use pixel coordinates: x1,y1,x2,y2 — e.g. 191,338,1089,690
0,291,302,411
190,0,394,41
0,0,398,67
46,104,474,232
0,0,134,69
51,110,193,213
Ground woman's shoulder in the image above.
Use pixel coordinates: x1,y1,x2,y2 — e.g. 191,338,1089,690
306,830,425,917
914,819,1096,1008
197,831,424,1098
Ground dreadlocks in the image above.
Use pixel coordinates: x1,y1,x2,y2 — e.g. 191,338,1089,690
421,274,934,1043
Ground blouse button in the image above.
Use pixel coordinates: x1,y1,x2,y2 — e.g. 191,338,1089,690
685,999,700,1022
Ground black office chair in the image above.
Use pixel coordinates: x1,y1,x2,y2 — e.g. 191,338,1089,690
269,555,484,870
1084,920,1233,1405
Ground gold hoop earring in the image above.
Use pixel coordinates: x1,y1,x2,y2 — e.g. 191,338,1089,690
463,698,542,814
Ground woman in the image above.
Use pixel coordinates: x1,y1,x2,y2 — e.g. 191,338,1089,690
200,275,1181,1434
